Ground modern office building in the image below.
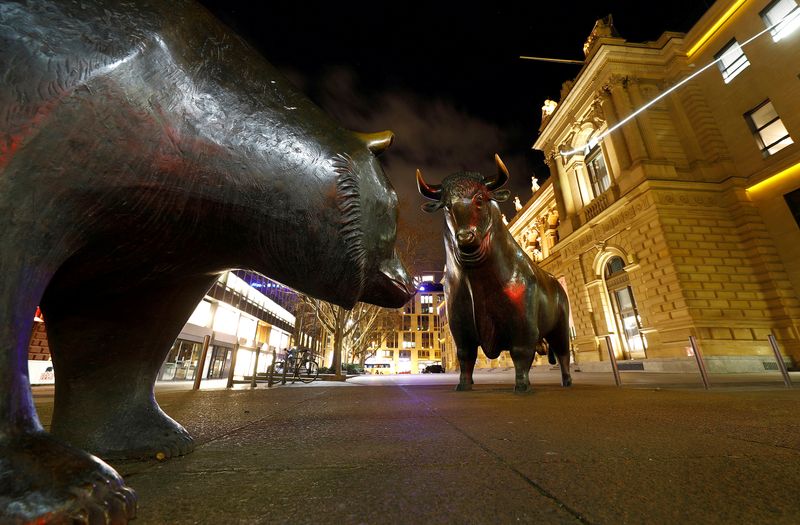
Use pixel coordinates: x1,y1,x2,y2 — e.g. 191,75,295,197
507,0,800,372
361,273,446,374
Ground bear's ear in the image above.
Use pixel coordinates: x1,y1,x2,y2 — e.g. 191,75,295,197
491,189,511,202
421,201,444,213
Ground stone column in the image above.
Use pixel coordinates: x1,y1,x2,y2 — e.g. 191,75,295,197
545,151,568,218
598,87,631,171
626,78,664,160
607,76,648,164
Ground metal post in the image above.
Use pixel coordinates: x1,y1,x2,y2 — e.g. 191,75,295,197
250,345,261,389
688,336,710,390
267,347,277,388
768,334,793,388
192,335,212,391
605,335,621,387
226,342,240,388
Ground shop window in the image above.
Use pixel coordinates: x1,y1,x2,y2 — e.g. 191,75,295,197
585,145,611,197
604,257,647,360
160,339,202,381
784,188,800,228
714,39,749,83
761,0,800,41
745,100,794,157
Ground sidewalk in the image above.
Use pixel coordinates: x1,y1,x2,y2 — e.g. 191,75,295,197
33,371,800,524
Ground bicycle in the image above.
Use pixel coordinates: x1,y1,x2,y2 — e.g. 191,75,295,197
270,347,319,384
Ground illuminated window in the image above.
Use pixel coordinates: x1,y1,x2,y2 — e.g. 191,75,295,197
745,100,794,157
402,333,416,349
381,349,394,358
761,0,800,41
421,333,433,348
714,39,749,84
585,145,611,197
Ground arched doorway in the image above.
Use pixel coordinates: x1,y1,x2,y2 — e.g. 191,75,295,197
604,256,647,360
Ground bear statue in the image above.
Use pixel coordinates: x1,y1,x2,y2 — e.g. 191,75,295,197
0,0,414,522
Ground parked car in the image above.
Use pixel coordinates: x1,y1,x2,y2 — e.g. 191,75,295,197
423,364,445,374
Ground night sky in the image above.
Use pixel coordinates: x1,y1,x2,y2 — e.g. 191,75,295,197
199,0,711,272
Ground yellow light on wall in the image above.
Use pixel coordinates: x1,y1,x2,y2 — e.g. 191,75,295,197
746,161,800,196
687,0,748,57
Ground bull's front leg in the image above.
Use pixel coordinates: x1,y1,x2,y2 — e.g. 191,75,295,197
455,345,478,391
510,346,536,393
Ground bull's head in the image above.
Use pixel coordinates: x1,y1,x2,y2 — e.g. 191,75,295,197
417,154,511,265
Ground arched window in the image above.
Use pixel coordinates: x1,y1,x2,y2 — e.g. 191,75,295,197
604,256,647,359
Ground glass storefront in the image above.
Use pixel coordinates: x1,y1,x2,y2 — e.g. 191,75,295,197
160,339,203,381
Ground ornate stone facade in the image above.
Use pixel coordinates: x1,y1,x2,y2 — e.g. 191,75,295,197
510,0,800,371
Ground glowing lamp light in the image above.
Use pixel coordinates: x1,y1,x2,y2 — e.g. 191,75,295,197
746,161,800,196
687,0,747,57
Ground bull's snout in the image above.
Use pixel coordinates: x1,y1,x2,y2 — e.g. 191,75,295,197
457,230,476,245
360,256,415,308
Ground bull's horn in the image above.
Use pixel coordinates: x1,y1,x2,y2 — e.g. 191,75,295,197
355,131,394,156
416,169,442,200
485,153,510,190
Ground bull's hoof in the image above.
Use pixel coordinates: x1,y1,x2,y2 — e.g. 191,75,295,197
561,376,573,387
0,431,137,524
455,383,473,391
514,383,532,394
54,406,194,461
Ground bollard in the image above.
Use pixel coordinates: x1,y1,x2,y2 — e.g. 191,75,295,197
267,347,277,388
250,345,261,389
688,336,710,390
604,335,621,387
192,334,211,391
767,334,793,388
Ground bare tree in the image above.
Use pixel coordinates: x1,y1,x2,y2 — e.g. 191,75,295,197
298,230,418,376
298,296,386,378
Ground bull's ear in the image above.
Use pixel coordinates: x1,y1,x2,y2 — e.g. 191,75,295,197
492,189,511,202
421,201,444,213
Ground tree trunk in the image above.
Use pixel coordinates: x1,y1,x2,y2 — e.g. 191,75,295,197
331,307,344,380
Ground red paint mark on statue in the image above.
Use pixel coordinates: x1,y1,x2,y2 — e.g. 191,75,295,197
0,135,21,170
504,282,526,313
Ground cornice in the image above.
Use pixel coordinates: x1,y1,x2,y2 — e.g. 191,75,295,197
533,34,686,154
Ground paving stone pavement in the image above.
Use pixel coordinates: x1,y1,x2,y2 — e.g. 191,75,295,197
33,372,800,524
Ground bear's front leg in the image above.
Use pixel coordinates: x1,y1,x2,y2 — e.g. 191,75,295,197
0,432,136,523
43,274,217,460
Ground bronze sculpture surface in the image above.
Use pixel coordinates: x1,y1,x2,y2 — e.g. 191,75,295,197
0,0,414,521
417,155,572,392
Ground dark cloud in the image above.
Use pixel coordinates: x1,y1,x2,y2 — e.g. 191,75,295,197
296,67,537,270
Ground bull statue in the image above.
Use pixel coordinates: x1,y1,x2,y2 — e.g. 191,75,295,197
0,0,414,522
417,155,572,393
